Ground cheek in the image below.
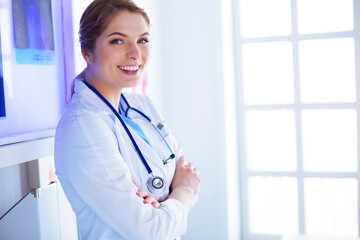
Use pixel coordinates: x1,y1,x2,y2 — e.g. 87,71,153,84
94,44,114,62
99,48,113,61
141,47,150,63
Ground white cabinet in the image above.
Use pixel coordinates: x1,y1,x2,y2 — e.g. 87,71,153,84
0,137,78,240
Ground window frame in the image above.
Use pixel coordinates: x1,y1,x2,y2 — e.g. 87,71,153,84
232,0,360,239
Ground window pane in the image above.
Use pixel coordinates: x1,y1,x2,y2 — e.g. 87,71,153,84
302,109,358,172
242,42,294,105
239,0,291,38
304,178,358,236
248,177,298,234
299,38,356,103
297,0,354,34
245,110,297,171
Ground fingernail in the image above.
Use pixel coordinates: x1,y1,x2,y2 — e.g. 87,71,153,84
144,199,148,203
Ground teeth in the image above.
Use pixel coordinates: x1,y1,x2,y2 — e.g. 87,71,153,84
119,65,139,71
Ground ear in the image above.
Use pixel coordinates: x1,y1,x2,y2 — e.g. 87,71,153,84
82,50,91,64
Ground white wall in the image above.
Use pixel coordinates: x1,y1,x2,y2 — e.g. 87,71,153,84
155,1,234,239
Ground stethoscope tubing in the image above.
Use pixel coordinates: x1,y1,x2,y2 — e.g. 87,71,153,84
82,79,153,174
120,94,175,164
121,94,152,122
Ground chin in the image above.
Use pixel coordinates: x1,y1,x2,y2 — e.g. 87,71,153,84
123,80,141,89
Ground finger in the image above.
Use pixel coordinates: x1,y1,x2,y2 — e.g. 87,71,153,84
177,156,186,167
136,189,149,198
194,168,200,175
134,182,142,197
151,202,160,208
186,162,194,170
144,195,161,209
143,196,156,204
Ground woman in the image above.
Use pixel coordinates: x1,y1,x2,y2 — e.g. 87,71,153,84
54,0,202,239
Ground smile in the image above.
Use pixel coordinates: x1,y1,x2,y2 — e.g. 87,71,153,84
118,65,140,71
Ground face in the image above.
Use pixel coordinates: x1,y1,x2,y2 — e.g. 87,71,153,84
84,11,150,91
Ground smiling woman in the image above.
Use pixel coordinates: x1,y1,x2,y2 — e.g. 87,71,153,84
82,10,150,109
54,0,202,240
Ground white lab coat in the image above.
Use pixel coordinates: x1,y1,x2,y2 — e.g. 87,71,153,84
55,79,197,240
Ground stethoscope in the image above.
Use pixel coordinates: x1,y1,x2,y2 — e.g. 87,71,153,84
82,79,175,194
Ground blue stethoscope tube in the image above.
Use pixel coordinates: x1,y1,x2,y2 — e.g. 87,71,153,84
120,94,176,165
82,79,175,194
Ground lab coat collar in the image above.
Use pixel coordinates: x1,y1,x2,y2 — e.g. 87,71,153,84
73,78,114,116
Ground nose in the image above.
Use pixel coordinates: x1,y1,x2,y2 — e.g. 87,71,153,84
127,43,140,60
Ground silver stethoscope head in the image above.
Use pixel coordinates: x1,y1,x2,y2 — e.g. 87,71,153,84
147,173,166,194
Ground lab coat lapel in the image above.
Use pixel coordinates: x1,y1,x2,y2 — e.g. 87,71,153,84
114,117,166,176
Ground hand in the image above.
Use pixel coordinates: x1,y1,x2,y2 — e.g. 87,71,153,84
169,156,202,208
170,156,202,195
134,182,160,208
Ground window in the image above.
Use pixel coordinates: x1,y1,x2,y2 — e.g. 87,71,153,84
234,0,359,239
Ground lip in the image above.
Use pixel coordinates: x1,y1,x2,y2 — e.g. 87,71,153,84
117,64,141,75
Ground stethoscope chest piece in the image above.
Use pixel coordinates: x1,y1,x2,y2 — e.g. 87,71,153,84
147,174,166,194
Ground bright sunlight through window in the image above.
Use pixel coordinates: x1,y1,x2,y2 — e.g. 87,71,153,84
235,0,359,239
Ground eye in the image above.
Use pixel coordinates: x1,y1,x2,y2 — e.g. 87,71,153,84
138,38,149,44
110,39,124,44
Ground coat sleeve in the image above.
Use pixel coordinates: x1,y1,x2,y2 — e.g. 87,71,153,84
55,106,188,240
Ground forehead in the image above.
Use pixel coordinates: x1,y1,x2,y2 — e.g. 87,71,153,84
102,11,149,37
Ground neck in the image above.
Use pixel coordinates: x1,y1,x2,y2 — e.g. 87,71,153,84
84,68,122,112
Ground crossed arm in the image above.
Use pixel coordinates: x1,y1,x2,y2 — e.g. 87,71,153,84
135,156,202,209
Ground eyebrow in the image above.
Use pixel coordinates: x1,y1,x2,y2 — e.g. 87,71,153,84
106,32,150,38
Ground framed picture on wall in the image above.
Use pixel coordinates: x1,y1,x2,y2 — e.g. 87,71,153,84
12,0,55,65
0,0,64,144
